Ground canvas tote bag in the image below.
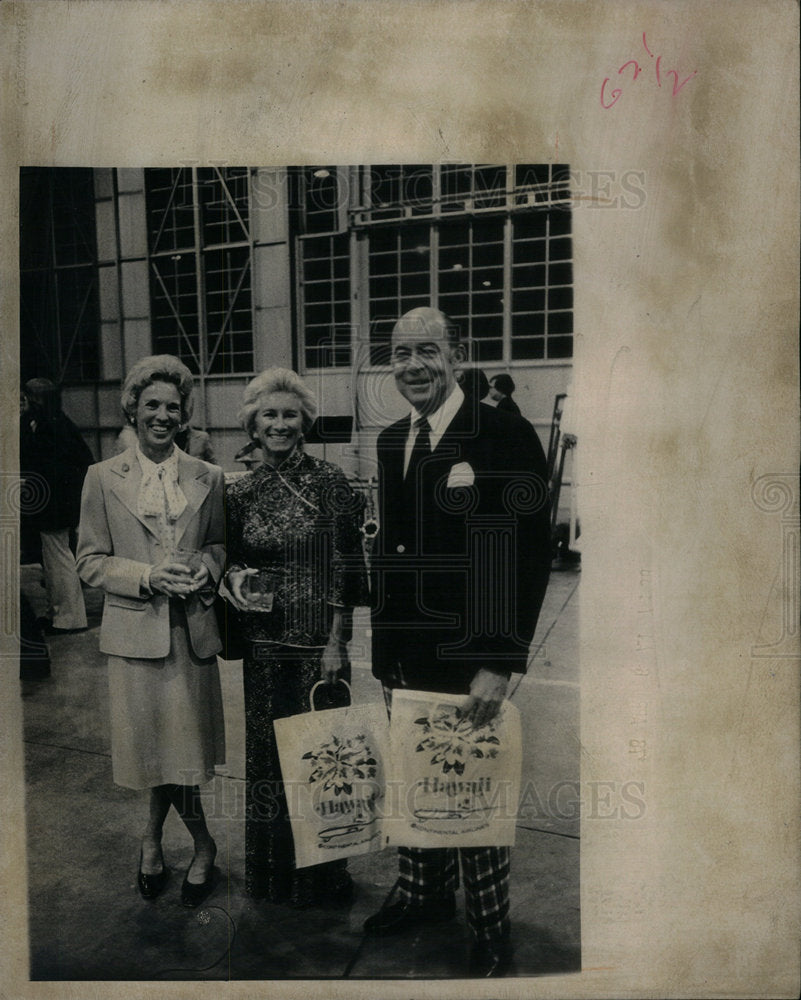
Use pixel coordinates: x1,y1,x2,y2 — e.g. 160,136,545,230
273,680,390,869
384,688,522,849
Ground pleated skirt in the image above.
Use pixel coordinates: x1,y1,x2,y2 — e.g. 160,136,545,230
107,603,225,790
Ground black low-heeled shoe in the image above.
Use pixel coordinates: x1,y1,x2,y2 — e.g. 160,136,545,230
137,850,168,901
181,866,217,908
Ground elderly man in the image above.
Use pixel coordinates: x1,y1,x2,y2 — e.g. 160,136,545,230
366,307,552,976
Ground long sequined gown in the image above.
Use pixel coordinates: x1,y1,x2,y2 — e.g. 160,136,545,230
225,449,368,904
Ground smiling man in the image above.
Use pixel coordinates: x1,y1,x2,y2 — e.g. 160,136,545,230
366,307,553,976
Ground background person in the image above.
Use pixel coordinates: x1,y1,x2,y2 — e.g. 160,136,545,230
20,377,93,634
488,373,521,415
76,355,226,908
365,308,552,977
224,367,369,908
459,366,490,402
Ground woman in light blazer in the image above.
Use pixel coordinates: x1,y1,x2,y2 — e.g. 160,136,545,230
76,355,225,908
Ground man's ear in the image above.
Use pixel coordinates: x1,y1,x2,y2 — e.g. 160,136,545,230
450,341,468,367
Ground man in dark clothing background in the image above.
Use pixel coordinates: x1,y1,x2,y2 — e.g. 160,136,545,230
20,377,93,634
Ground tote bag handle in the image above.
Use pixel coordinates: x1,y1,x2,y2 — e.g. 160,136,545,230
308,678,352,713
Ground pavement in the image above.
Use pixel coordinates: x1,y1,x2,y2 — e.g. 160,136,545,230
19,560,580,982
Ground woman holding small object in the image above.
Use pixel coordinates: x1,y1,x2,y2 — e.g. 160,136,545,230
224,367,369,907
76,355,226,907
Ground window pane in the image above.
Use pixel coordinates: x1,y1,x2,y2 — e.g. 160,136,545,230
146,167,195,254
439,292,469,317
549,209,572,236
514,211,548,241
19,168,100,382
150,255,200,373
512,337,545,360
548,285,573,310
471,314,503,338
512,312,545,337
368,226,430,361
401,272,429,297
513,288,546,312
473,339,504,362
439,268,469,294
304,166,341,234
52,169,97,267
439,220,470,247
513,262,546,287
549,262,573,286
547,310,573,335
205,246,253,375
548,237,573,262
299,230,350,368
199,167,250,246
473,165,506,209
471,266,503,291
547,335,573,359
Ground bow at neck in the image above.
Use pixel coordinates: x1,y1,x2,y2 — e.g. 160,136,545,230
135,446,187,521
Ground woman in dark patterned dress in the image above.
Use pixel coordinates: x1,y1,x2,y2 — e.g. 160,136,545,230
224,368,369,907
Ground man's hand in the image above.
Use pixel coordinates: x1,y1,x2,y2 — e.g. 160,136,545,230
460,668,509,729
320,639,349,685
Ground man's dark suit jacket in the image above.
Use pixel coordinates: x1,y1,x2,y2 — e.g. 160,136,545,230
371,394,551,694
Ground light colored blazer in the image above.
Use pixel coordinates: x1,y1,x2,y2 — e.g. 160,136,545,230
76,448,225,660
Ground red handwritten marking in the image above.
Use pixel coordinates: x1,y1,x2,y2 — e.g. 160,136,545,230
601,32,697,108
662,61,698,96
600,78,622,109
618,59,643,81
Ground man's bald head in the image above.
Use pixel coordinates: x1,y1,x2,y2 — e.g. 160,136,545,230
390,307,464,416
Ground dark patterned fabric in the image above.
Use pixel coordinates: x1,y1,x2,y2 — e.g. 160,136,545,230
398,845,511,943
243,646,351,903
226,450,369,647
384,681,512,942
226,450,369,903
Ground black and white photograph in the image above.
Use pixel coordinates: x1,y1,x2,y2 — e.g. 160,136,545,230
1,3,798,998
15,163,580,980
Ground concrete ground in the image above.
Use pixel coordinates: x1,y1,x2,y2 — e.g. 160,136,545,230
20,562,580,982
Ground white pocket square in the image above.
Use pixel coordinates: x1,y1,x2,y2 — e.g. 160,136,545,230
446,462,475,488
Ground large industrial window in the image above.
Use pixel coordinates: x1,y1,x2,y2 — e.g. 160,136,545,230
19,167,101,383
145,166,254,375
293,164,573,370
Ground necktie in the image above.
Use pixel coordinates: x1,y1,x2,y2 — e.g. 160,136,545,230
405,416,431,483
401,417,431,553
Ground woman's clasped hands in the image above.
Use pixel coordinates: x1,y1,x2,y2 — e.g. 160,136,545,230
150,556,210,598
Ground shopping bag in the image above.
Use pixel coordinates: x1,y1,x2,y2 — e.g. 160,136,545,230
273,680,390,869
384,688,521,849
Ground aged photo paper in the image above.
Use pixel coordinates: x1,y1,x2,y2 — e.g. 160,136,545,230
1,1,799,997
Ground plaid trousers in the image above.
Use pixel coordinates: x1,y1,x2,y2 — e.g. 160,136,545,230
383,683,512,943
397,845,511,943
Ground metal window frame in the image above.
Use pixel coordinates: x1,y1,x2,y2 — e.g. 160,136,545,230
297,163,574,374
145,166,256,406
19,168,101,383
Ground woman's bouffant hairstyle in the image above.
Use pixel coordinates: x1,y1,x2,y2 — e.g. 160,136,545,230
121,355,195,425
237,368,318,438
